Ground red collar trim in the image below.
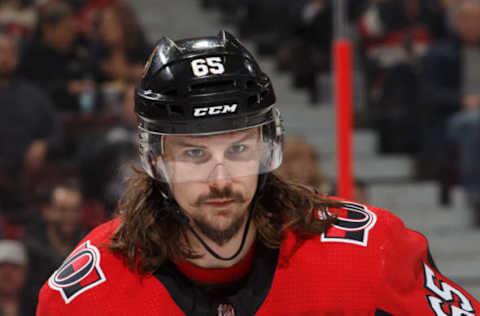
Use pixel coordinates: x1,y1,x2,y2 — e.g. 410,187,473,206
175,242,256,284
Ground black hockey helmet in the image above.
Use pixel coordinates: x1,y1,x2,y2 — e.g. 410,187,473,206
135,30,284,183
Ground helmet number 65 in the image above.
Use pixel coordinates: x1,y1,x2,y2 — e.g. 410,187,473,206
191,57,225,77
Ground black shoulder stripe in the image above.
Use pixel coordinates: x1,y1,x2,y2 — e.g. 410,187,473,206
375,309,394,316
427,247,441,273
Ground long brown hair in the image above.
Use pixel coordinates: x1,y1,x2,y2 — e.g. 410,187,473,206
110,169,340,274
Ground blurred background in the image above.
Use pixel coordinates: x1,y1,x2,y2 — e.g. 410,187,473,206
0,0,479,313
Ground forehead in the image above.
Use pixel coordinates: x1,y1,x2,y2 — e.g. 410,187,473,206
458,2,480,16
52,187,82,205
164,128,259,147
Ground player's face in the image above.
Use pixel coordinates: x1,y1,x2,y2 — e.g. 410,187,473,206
164,129,259,246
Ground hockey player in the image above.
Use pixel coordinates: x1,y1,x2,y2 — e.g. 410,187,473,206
37,31,480,316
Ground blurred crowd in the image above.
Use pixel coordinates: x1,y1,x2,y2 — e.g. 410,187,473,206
203,0,480,227
2,0,480,314
0,0,149,314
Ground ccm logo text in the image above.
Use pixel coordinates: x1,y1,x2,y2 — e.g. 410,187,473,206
193,104,238,117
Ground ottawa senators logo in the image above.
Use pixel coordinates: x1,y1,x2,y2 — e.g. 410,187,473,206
320,202,377,246
48,241,106,303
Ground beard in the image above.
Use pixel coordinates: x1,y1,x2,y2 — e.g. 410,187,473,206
190,185,249,246
191,210,247,246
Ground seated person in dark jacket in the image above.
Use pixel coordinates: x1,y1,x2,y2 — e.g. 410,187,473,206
94,1,151,85
0,32,63,188
22,179,87,309
419,0,480,180
90,0,151,118
18,2,94,114
442,0,480,225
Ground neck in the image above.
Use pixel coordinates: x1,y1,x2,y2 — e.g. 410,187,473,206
0,292,18,303
44,36,70,54
0,77,12,88
185,220,256,269
47,226,74,256
0,292,19,316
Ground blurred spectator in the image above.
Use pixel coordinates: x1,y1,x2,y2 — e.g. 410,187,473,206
237,0,294,55
100,82,137,146
80,84,139,214
0,31,63,228
93,1,150,84
0,0,38,40
275,136,328,192
0,239,35,316
448,105,480,226
359,0,440,65
22,179,87,303
71,0,116,36
419,0,480,181
359,0,439,154
0,32,63,176
274,136,370,204
0,189,33,240
441,0,470,33
278,0,333,104
19,2,94,114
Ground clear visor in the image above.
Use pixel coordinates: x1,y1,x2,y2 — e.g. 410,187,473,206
138,113,283,184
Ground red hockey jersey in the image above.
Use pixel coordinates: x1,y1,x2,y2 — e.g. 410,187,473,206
37,201,480,315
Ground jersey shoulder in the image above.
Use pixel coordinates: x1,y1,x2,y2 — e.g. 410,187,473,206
37,218,138,314
317,199,416,248
37,218,185,315
40,219,120,301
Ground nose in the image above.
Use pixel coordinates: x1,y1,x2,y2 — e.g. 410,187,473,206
207,163,233,188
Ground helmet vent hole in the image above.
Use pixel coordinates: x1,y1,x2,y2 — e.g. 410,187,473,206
190,80,235,94
246,80,256,89
247,95,258,106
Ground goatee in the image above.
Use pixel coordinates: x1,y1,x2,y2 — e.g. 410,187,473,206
192,211,247,246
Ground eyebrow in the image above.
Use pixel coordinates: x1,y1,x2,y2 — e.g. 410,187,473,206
171,131,258,148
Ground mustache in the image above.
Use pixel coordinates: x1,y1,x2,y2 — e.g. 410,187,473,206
193,186,245,206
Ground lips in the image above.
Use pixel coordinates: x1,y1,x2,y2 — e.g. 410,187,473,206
204,199,234,207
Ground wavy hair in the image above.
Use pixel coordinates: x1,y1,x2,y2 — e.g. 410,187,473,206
110,169,340,274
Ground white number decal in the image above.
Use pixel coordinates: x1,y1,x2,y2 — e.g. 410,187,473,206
206,57,224,74
423,263,475,316
191,57,225,77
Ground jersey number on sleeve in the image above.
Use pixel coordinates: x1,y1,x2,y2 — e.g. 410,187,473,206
423,262,476,316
